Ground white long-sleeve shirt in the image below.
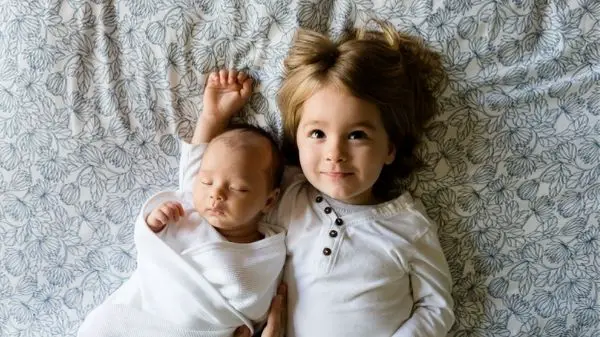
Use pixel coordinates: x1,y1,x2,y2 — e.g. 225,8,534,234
271,175,455,337
184,142,454,337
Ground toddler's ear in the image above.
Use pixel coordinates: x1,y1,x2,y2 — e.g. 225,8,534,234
385,141,396,165
262,188,281,213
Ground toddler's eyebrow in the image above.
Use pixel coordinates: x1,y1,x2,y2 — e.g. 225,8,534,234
301,120,377,130
350,121,377,130
301,120,324,128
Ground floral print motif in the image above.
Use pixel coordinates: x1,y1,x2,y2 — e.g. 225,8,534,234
0,0,599,336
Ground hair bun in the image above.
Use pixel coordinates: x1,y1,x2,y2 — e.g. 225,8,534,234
320,49,340,67
355,20,445,94
284,29,340,72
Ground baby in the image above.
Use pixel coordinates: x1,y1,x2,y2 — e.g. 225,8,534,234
147,123,284,245
78,70,286,337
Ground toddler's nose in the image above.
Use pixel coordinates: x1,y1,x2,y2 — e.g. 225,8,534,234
326,140,347,163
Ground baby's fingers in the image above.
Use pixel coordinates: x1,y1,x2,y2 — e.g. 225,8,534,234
208,71,218,84
219,69,228,85
175,202,185,217
152,209,169,226
228,69,238,85
237,71,248,83
240,77,253,99
163,202,183,221
168,202,185,218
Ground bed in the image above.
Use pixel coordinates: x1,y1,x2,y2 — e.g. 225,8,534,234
0,0,599,336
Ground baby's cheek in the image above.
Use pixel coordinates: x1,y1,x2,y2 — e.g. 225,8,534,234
240,195,266,216
191,188,205,209
191,177,203,197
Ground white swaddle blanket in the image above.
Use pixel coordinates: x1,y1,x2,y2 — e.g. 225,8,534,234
78,192,286,337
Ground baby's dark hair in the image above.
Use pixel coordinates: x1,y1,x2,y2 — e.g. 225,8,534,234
222,123,284,190
277,20,445,200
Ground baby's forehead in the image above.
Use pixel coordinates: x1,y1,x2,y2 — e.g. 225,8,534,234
201,129,280,187
212,129,268,148
206,131,273,167
207,130,270,153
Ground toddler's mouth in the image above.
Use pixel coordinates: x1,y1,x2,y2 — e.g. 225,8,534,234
321,171,353,178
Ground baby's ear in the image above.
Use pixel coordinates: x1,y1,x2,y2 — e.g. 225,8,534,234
262,188,281,213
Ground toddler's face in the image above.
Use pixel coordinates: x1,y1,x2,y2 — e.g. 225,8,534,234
193,136,277,231
296,84,396,205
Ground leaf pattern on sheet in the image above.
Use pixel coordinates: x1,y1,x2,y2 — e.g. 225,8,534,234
0,0,599,336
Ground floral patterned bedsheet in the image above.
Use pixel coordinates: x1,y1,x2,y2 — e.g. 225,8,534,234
0,0,599,336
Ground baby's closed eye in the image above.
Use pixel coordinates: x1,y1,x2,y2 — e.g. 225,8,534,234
230,186,249,192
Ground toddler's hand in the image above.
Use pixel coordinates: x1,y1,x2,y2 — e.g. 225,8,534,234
146,201,185,232
261,283,287,337
233,284,286,337
202,69,253,123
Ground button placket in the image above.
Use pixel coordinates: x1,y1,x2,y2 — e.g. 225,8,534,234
314,195,345,263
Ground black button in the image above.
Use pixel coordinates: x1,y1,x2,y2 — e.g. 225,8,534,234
323,248,332,256
329,230,338,238
324,207,332,214
335,218,344,226
316,196,323,203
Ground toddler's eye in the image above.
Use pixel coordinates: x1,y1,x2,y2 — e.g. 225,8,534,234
200,180,212,185
309,130,325,138
348,131,368,140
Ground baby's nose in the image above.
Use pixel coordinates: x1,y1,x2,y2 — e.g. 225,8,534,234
209,187,226,201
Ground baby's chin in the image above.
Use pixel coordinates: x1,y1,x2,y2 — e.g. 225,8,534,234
200,211,230,227
201,212,246,230
202,215,263,241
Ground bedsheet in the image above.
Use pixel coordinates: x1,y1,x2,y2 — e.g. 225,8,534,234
0,0,599,336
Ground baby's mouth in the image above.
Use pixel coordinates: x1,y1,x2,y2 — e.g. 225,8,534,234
205,207,225,216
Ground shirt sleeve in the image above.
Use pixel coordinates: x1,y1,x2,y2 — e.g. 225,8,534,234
391,210,455,337
178,141,208,195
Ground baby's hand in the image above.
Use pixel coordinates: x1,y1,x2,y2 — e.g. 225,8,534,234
203,69,253,123
146,201,185,232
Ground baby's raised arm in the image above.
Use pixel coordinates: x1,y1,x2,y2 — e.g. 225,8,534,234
178,69,253,194
192,69,253,144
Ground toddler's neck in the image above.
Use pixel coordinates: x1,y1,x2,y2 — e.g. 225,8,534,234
324,194,373,216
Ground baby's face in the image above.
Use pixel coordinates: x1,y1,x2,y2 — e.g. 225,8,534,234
193,136,276,231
